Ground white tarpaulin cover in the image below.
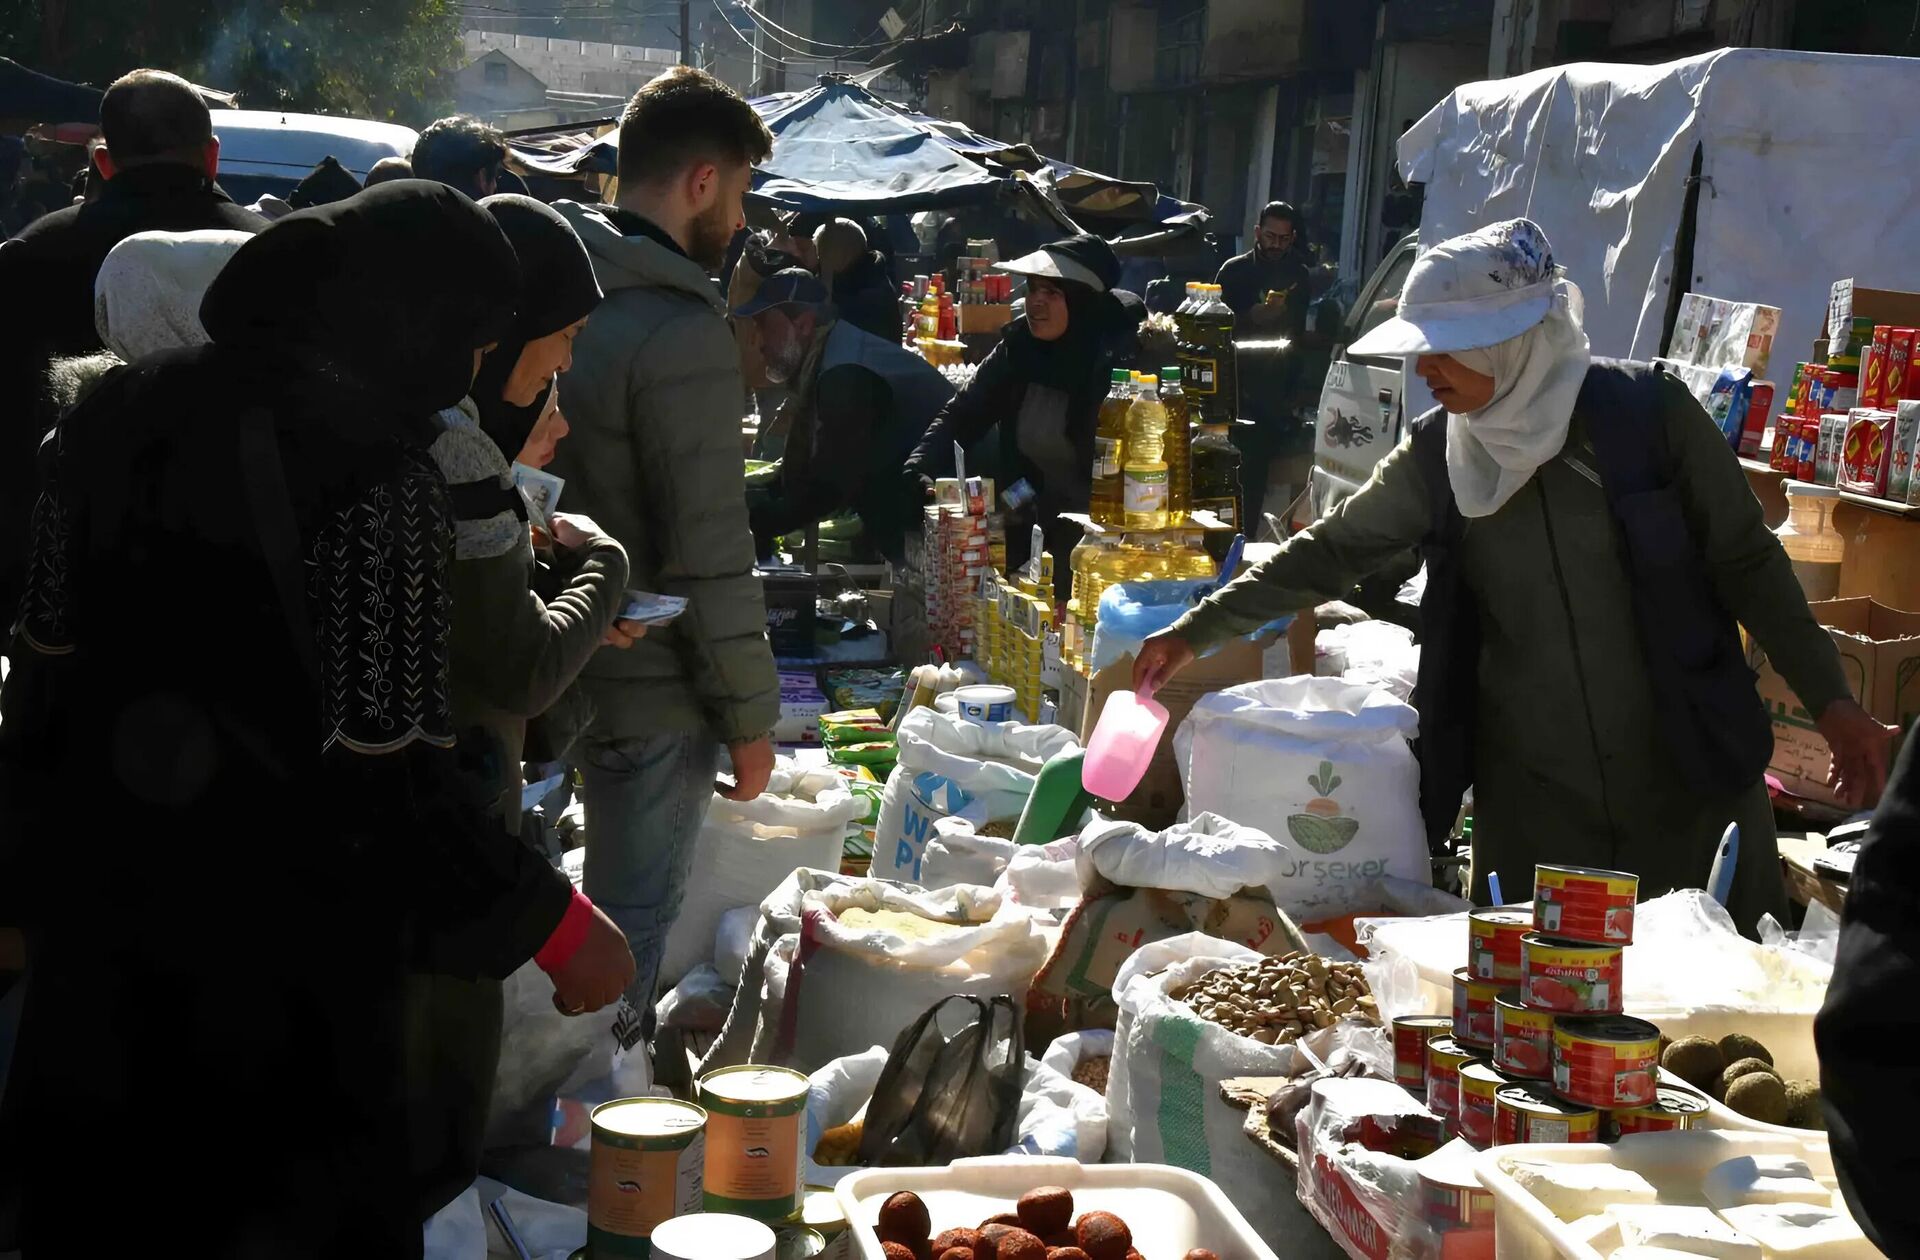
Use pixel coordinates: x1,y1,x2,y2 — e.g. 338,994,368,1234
1401,49,1920,399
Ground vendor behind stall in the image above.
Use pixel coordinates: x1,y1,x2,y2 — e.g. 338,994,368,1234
737,268,952,564
902,234,1146,597
1134,218,1893,932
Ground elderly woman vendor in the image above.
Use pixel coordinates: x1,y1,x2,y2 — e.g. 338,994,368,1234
1133,218,1892,931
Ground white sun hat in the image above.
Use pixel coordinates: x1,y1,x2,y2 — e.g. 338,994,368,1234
1348,218,1563,357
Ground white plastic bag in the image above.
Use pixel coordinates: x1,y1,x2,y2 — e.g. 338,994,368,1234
659,762,862,986
1077,811,1293,899
1108,933,1364,1246
776,880,1050,1073
713,905,760,987
1174,677,1426,921
803,1045,891,1187
999,833,1083,910
920,816,1018,890
872,707,1079,884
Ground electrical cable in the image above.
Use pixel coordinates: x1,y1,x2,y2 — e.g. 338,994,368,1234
703,0,811,69
731,3,869,62
729,2,891,52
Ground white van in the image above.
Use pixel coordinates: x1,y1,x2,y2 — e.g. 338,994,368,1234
1305,232,1416,522
210,110,417,206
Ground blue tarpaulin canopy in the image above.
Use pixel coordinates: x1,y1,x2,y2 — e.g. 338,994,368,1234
538,78,1209,242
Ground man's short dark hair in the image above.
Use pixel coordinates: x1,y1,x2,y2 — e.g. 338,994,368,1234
617,65,773,188
99,69,213,165
1259,200,1300,228
364,156,414,187
412,114,507,192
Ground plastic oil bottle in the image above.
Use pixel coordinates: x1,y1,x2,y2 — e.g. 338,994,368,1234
1191,417,1242,527
1194,284,1239,423
1775,480,1846,601
1123,374,1171,529
1165,529,1215,580
1159,365,1192,525
1174,282,1202,383
1089,369,1131,527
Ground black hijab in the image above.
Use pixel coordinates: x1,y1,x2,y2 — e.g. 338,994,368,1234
200,179,519,426
1003,233,1134,390
469,193,604,459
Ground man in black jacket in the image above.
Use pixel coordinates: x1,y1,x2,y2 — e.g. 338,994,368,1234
1817,731,1920,1256
0,68,264,628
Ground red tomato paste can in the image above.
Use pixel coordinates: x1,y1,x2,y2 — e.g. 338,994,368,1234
1451,967,1509,1050
1551,1014,1660,1109
1425,1035,1476,1125
1456,1061,1509,1148
1418,1161,1496,1229
1533,864,1638,944
1468,907,1532,983
1494,995,1555,1079
1521,933,1624,1014
1392,1015,1453,1092
1494,1081,1600,1145
1606,1085,1711,1141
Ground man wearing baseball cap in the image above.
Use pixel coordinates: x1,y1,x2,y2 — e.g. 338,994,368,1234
736,267,952,563
1133,218,1891,933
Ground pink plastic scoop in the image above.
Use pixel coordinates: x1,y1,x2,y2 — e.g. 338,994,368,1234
1080,685,1171,802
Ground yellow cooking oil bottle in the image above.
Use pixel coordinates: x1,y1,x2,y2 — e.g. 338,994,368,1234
1159,366,1192,525
1089,368,1131,526
1123,374,1170,529
1165,529,1216,579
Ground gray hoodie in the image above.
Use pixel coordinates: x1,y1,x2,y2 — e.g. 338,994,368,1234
545,200,778,744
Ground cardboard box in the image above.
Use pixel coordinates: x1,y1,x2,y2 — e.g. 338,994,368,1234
1749,597,1920,804
1072,635,1269,828
1829,280,1920,349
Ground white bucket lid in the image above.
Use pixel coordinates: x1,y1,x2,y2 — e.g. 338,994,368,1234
649,1213,776,1260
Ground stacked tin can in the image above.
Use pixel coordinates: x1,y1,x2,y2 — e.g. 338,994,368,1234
922,477,995,661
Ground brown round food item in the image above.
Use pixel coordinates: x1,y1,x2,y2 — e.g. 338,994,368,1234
1718,1033,1773,1068
990,1230,1047,1260
1725,1071,1789,1125
882,1245,919,1260
935,1229,987,1256
939,1250,976,1260
1660,1035,1726,1091
1184,1251,1224,1260
1074,1211,1133,1260
983,1213,1025,1228
1715,1057,1778,1101
879,1190,933,1247
1018,1187,1075,1237
1047,1250,1093,1260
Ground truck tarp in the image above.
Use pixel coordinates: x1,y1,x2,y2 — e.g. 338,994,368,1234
1401,49,1920,399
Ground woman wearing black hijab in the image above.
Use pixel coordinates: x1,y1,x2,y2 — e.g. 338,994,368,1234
0,181,630,1255
412,194,628,1208
903,233,1146,595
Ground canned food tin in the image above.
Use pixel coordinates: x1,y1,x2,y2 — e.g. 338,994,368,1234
1494,995,1555,1079
1450,967,1509,1049
1533,864,1638,944
1457,1061,1509,1148
650,1213,777,1260
1468,908,1532,983
1494,1082,1600,1145
1392,1015,1453,1091
1607,1085,1710,1141
774,1225,827,1260
588,1097,708,1257
1521,933,1624,1013
1418,1161,1496,1229
1552,1014,1661,1109
794,1186,852,1260
1425,1035,1477,1124
698,1065,810,1222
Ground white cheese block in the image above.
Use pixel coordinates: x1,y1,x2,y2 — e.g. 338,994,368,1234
1507,1160,1660,1223
1703,1156,1833,1209
1716,1203,1877,1259
1570,1213,1623,1253
1609,1204,1763,1260
1610,1249,1722,1260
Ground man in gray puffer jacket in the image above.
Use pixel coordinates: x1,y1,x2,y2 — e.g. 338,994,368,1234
548,66,778,1021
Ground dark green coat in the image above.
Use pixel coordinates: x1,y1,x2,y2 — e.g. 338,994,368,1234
1175,370,1849,930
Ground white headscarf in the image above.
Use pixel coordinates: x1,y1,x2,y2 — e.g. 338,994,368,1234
1442,273,1591,517
93,229,251,362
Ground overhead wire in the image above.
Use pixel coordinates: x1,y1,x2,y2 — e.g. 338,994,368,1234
703,0,811,69
731,2,891,53
730,3,870,63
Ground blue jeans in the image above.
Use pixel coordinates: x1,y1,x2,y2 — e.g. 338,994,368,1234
577,730,720,1018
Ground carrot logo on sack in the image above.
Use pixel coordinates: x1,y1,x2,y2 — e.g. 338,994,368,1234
1287,761,1360,854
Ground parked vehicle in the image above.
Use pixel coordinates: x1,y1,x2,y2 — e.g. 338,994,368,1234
211,110,417,206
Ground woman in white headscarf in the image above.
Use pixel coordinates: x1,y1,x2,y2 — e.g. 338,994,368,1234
43,227,250,413
1132,218,1891,932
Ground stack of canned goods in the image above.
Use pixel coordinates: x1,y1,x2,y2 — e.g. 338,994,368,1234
581,1064,847,1259
1392,863,1710,1149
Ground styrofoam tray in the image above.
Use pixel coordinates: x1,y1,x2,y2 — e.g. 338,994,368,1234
1474,1129,1844,1260
834,1155,1278,1260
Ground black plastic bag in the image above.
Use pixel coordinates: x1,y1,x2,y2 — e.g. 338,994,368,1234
856,994,1024,1167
